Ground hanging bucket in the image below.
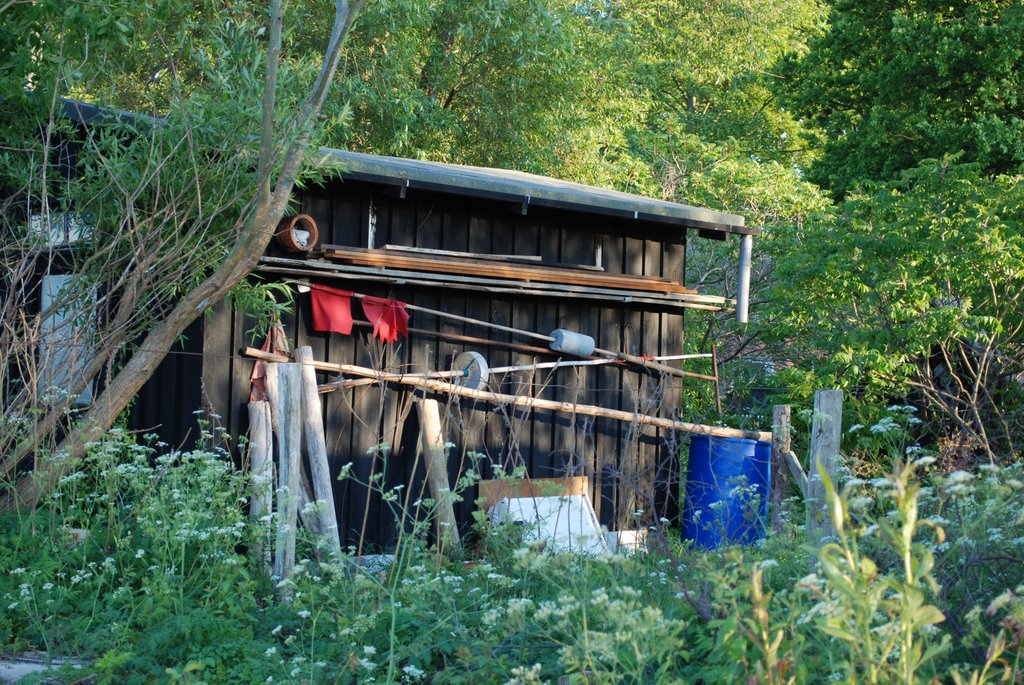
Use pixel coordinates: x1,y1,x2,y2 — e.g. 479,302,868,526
682,435,771,549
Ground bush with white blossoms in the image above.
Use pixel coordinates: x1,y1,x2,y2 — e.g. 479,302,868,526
3,421,1024,683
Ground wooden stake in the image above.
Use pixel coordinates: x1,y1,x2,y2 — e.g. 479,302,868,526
296,346,343,557
268,364,322,540
416,399,461,552
806,390,843,544
264,364,280,433
769,405,792,534
270,363,302,602
246,400,274,573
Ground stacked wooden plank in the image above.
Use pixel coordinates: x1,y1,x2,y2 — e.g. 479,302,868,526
257,245,731,312
318,245,697,294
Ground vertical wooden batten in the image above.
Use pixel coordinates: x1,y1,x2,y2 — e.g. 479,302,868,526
268,363,302,601
770,405,792,534
296,346,343,557
417,398,460,552
806,390,844,543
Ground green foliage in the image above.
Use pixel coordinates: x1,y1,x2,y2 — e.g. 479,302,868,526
766,159,1024,458
782,0,1024,197
618,0,828,170
0,427,279,683
227,278,294,339
814,462,950,683
329,0,632,179
3,428,1024,683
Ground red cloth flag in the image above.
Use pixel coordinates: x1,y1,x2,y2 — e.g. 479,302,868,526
310,284,354,334
360,295,410,344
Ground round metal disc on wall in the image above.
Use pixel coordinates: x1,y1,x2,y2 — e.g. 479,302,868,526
452,351,489,389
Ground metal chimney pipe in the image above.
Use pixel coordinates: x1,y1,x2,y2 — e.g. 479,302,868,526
736,234,752,324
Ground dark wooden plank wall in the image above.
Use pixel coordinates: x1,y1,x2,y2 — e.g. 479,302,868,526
129,316,205,450
194,180,688,548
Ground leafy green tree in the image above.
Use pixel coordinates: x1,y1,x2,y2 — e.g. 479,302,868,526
783,0,1024,197
617,0,828,171
597,0,832,419
0,0,365,509
766,159,1024,459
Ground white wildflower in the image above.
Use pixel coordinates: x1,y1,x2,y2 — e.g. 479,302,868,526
402,664,426,680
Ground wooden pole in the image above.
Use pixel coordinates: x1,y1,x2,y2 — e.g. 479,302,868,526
264,364,280,433
267,364,323,540
711,343,723,415
270,363,302,601
247,400,274,573
416,399,461,552
296,346,342,557
769,405,792,534
243,348,772,442
806,390,844,544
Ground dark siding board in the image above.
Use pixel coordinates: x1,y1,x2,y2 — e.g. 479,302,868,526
592,230,624,524
459,211,493,504
621,233,648,526
389,196,416,247
414,194,443,250
178,317,205,440
560,213,598,492
633,229,665,526
510,307,539,474
322,335,357,548
300,192,330,249
231,307,260,457
533,213,561,477
129,315,204,450
174,317,205,445
658,237,686,523
348,363,388,550
158,348,176,439
442,199,470,254
200,300,235,444
325,187,367,248
560,216,593,266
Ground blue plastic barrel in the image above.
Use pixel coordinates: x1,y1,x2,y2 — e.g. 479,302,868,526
682,435,772,549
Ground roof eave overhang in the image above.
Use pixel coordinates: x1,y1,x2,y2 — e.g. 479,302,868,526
324,149,755,237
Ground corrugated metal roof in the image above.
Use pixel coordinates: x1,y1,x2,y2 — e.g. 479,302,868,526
325,149,751,236
58,98,750,236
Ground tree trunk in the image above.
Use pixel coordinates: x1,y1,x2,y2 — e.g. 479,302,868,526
2,0,366,512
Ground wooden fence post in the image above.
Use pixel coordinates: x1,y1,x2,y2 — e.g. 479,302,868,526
806,389,843,543
416,398,461,553
769,405,792,534
296,346,343,558
270,363,302,602
247,400,274,574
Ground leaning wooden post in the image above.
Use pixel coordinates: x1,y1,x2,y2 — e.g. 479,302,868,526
806,390,844,544
247,400,274,573
416,398,461,552
769,405,792,534
270,363,302,602
296,346,343,558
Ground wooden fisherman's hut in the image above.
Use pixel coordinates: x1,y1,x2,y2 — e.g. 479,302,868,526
127,149,758,548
